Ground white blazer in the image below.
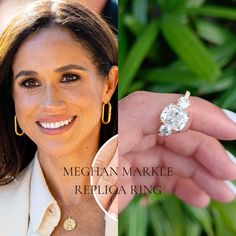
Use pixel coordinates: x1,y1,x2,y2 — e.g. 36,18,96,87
0,162,32,236
0,160,117,236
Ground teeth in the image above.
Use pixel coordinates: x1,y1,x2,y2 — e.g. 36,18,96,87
39,117,74,129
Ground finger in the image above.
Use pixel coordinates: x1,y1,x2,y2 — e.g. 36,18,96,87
156,130,236,180
119,92,236,155
132,133,158,152
119,151,210,208
94,135,118,170
190,167,235,202
131,130,236,180
189,98,236,139
95,149,118,210
158,147,236,202
128,138,236,182
127,146,236,202
160,175,210,208
93,135,117,185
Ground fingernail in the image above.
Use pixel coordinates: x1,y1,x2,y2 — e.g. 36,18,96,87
225,180,236,195
226,150,236,166
223,109,236,124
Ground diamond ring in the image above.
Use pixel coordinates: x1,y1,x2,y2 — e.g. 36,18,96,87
159,91,190,136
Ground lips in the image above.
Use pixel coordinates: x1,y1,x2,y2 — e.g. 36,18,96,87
36,116,77,130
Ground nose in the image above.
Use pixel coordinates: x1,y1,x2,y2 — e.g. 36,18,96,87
40,85,66,112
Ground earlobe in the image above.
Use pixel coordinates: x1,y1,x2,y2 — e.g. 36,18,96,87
102,65,118,102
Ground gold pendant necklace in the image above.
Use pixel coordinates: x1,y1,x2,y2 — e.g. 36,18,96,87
61,195,92,232
63,216,77,231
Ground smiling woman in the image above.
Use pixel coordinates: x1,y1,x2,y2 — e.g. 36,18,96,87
0,0,118,236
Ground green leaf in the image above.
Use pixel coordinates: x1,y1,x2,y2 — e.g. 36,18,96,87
215,81,236,109
158,0,187,13
139,67,200,87
184,217,202,236
148,192,168,205
124,15,145,36
162,198,185,236
149,204,166,236
161,16,221,82
118,6,127,68
199,68,235,95
149,203,174,236
211,201,236,235
126,199,148,236
132,0,148,24
217,203,236,232
147,84,180,93
185,206,214,236
188,5,236,20
196,20,236,45
211,208,225,236
210,42,236,67
186,0,206,8
119,21,160,98
118,209,127,235
127,81,145,93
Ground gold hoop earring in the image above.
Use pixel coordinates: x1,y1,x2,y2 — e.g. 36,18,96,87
101,102,112,125
14,115,24,136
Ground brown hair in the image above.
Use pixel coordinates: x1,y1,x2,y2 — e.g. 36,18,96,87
0,0,118,185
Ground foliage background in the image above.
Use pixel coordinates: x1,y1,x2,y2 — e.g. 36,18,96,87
118,0,236,235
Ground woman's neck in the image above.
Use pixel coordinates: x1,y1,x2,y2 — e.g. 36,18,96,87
37,139,99,206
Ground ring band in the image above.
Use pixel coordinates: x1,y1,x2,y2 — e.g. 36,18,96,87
159,91,190,136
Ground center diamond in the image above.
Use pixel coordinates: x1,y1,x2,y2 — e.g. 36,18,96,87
160,104,189,131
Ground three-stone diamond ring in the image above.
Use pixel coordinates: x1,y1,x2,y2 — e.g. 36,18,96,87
159,91,190,136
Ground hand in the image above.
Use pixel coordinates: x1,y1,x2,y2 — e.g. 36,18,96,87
119,91,236,212
92,135,118,219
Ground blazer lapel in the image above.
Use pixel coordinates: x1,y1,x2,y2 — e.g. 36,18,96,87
0,162,33,236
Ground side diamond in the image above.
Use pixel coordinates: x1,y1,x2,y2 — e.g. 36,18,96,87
177,96,190,109
159,124,172,136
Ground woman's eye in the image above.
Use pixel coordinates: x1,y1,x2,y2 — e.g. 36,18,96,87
61,74,81,83
20,79,41,89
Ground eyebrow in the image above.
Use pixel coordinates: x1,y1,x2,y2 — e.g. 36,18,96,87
55,64,87,73
15,71,37,80
15,64,87,80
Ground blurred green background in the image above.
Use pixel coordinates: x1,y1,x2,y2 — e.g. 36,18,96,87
118,0,236,235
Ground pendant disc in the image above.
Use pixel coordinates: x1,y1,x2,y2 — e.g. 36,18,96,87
63,217,77,231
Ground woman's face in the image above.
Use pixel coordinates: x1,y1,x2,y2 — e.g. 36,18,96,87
12,26,116,156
